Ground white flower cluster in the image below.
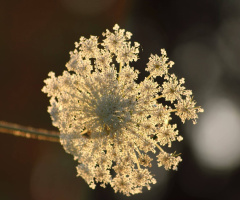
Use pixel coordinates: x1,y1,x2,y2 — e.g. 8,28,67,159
42,24,203,196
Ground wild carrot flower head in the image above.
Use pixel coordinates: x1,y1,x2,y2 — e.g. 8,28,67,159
42,24,203,196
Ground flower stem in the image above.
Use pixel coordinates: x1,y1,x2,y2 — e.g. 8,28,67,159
147,74,152,79
0,121,59,142
153,95,163,100
134,151,141,169
118,63,122,81
156,143,164,152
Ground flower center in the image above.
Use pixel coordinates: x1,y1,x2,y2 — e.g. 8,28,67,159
89,89,133,136
95,95,120,127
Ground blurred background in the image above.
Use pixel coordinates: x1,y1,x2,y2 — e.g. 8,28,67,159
1,0,240,199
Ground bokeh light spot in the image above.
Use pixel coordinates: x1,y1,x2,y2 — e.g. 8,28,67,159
190,97,240,171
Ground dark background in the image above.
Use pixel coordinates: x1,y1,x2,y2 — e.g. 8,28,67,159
1,0,240,199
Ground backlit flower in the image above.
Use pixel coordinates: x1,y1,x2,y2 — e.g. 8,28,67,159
42,24,203,196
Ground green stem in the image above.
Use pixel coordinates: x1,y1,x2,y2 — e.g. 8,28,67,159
0,121,59,142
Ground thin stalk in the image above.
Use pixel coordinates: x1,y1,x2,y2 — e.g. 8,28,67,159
135,145,142,156
147,74,152,79
134,151,141,169
153,95,164,100
0,121,59,142
80,129,89,135
156,143,164,152
170,106,201,113
118,63,122,81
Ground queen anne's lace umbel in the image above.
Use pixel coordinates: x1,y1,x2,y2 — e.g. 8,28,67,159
42,24,203,196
